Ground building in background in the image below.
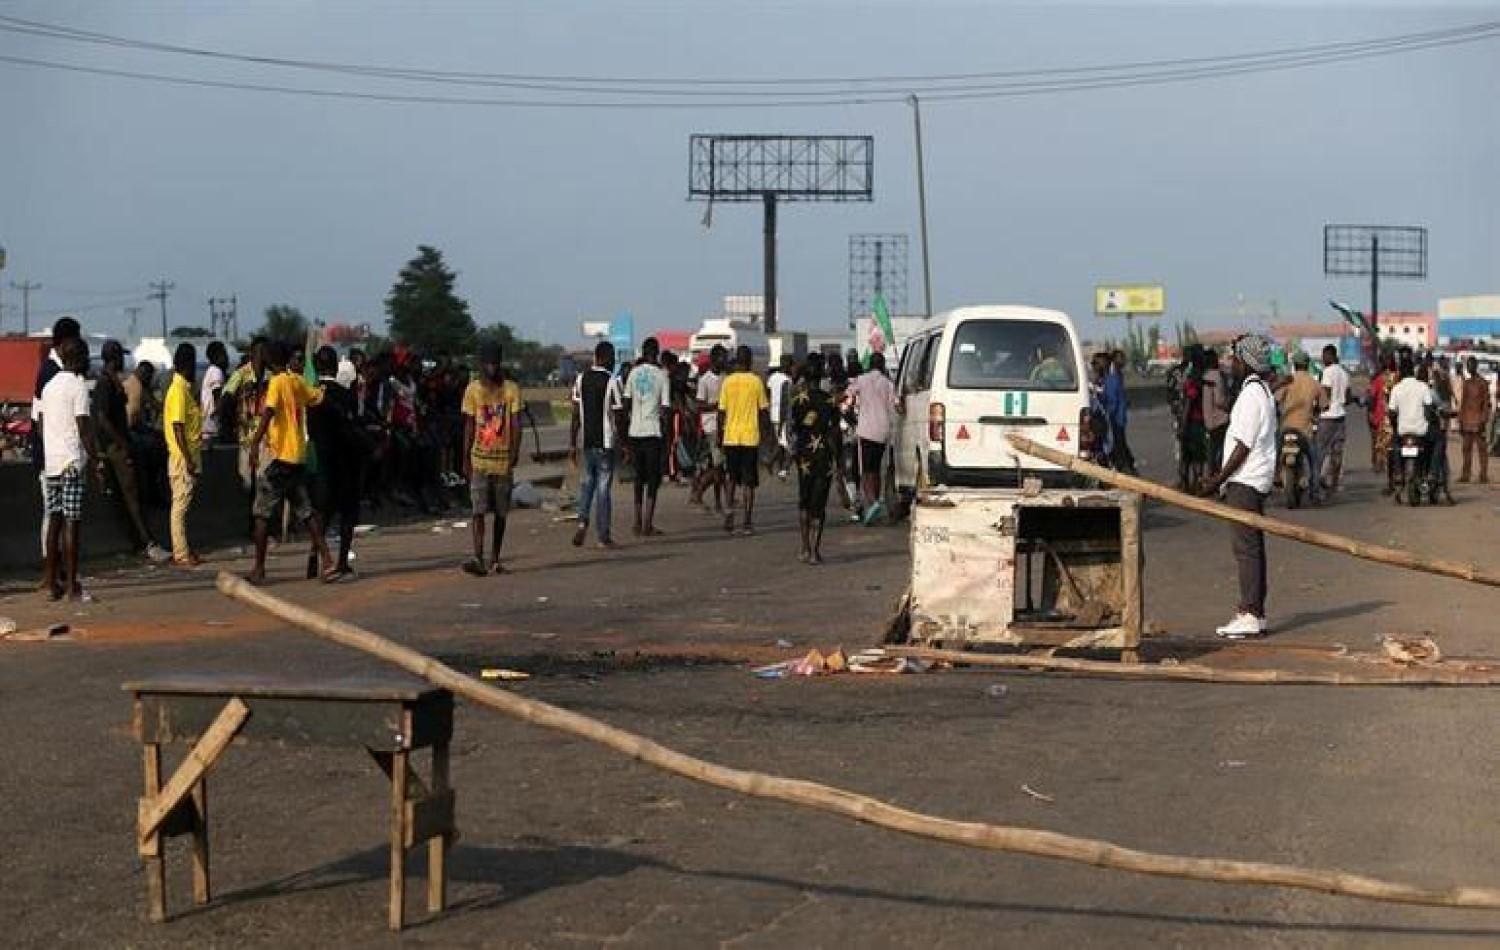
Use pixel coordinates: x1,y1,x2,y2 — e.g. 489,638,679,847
1269,322,1350,360
1437,295,1500,345
1374,311,1436,349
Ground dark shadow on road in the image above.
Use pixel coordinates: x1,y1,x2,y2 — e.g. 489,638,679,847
184,840,1500,939
1270,599,1392,636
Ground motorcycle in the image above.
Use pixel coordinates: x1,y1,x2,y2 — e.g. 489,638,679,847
0,406,32,462
1394,432,1438,506
1279,429,1312,509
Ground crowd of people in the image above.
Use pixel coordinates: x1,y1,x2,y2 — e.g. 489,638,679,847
569,338,899,565
1150,333,1497,640
27,314,904,599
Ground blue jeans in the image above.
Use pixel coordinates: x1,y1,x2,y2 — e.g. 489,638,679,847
577,448,616,542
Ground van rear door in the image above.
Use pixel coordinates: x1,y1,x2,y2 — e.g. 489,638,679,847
938,319,1084,473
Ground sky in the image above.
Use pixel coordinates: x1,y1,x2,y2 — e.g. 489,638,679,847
0,1,1496,347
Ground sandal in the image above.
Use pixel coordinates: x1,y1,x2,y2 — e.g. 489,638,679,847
461,559,488,577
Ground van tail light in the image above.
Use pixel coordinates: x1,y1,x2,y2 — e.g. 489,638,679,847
928,402,945,442
1077,407,1094,457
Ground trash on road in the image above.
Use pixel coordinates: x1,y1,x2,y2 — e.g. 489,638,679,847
1380,635,1442,667
2,622,70,642
511,481,542,508
479,668,530,681
1020,784,1055,803
986,684,1009,698
775,638,795,649
353,524,378,536
536,596,551,604
0,617,15,637
451,521,470,529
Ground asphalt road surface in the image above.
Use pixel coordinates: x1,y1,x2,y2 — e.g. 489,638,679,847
6,404,1500,948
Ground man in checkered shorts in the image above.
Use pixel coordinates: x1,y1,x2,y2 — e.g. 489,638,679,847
39,337,102,601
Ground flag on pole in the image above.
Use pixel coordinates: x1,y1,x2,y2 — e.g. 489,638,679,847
865,292,898,368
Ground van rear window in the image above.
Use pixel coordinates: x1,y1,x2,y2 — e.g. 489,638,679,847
945,321,1077,392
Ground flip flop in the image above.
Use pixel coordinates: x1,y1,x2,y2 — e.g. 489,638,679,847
461,559,488,577
490,562,509,575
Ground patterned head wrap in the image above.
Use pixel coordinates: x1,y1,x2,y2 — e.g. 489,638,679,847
1233,334,1275,374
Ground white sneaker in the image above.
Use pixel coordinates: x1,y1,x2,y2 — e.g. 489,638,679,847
143,543,170,564
1215,612,1264,639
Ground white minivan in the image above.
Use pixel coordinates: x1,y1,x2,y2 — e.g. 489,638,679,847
891,305,1093,494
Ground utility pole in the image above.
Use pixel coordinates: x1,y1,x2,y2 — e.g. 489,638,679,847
149,279,174,338
1369,234,1380,337
763,193,778,334
11,279,41,335
124,305,142,341
908,94,934,318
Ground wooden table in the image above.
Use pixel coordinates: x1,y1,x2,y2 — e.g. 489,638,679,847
125,673,456,931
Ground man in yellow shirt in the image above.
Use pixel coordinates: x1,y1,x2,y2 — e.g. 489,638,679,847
1274,351,1327,504
162,343,204,566
716,344,769,535
247,341,334,584
461,342,523,575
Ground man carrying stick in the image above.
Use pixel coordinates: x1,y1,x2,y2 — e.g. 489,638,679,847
1198,334,1279,639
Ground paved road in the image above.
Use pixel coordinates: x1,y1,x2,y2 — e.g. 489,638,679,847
6,405,1500,947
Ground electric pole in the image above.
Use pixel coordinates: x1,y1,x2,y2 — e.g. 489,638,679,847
11,279,41,335
149,279,174,338
124,305,142,341
908,94,934,318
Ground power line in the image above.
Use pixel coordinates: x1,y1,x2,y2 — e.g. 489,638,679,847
148,279,174,337
10,279,41,335
2,12,1495,91
0,16,1495,107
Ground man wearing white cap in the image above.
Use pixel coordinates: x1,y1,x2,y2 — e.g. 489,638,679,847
1199,334,1279,639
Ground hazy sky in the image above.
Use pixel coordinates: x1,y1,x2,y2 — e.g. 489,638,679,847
1,1,1496,346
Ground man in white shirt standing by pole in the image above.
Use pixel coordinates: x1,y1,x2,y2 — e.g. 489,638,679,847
1316,344,1351,495
1199,334,1279,639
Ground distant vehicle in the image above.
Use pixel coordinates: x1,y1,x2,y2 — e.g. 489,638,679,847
688,319,770,372
891,305,1092,495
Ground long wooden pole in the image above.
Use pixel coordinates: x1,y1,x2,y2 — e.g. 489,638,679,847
1007,434,1500,589
889,645,1500,687
218,572,1500,910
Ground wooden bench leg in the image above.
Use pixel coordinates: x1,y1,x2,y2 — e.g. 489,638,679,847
388,750,408,932
142,743,167,923
427,741,449,914
191,780,210,904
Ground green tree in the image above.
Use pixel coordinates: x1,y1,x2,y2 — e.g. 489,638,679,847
386,245,475,354
474,322,566,384
260,304,309,345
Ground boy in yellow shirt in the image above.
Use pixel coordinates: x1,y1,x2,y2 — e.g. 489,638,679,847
461,342,523,575
716,344,769,535
247,341,334,584
162,342,203,566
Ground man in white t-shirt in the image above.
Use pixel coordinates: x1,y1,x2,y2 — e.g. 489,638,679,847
1315,344,1351,494
1387,360,1436,439
199,341,229,441
847,352,898,523
690,345,727,513
39,337,101,601
622,336,671,536
766,357,793,480
1199,334,1279,639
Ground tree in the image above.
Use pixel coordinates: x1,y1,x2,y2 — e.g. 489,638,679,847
169,326,212,339
385,245,475,354
260,304,309,345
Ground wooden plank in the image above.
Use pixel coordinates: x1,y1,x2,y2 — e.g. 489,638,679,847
388,748,408,931
405,789,455,848
125,673,439,702
428,741,451,914
220,569,1500,912
141,742,166,923
1119,493,1143,649
191,781,210,905
138,698,249,841
138,695,412,750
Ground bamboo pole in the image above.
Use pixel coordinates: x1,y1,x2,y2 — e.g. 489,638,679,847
217,572,1500,910
888,645,1500,687
1006,434,1500,589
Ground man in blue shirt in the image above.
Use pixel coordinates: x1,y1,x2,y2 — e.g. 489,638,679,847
1102,350,1136,475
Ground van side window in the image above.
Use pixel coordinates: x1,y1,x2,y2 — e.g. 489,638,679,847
917,334,940,390
897,339,921,394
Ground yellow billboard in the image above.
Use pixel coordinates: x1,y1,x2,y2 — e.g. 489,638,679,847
1095,284,1165,316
